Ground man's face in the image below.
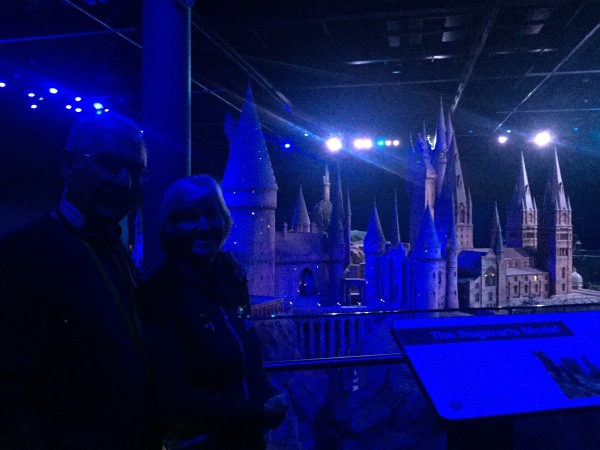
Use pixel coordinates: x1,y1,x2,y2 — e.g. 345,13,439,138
64,136,147,227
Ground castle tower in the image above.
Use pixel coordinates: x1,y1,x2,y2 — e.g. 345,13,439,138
222,85,278,296
389,190,406,306
364,200,386,306
445,194,459,309
344,187,352,267
492,203,508,306
433,98,448,197
411,206,443,310
327,167,346,305
311,166,332,232
506,152,538,249
407,134,425,248
422,132,438,217
538,148,572,296
449,131,473,249
291,186,310,233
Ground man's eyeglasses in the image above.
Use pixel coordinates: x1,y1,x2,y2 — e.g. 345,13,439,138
80,152,150,183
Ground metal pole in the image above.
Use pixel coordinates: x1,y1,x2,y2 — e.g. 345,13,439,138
142,0,193,275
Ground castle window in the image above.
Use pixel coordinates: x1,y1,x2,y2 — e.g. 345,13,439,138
515,261,520,268
438,272,442,285
299,268,316,297
562,283,566,292
524,285,528,294
562,267,566,279
485,267,496,287
513,285,518,294
535,284,539,293
488,292,494,303
459,209,465,223
475,283,479,289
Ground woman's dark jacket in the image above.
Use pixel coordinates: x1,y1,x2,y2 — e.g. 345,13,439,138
140,253,275,449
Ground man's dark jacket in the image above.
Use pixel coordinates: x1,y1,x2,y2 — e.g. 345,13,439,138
0,214,161,449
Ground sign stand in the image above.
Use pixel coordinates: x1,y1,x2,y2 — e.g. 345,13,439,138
392,311,600,449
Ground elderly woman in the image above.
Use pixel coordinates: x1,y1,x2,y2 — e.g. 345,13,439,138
141,175,287,450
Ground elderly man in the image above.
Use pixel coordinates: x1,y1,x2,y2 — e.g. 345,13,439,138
0,116,161,449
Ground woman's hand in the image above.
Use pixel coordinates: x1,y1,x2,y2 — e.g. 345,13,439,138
263,393,288,429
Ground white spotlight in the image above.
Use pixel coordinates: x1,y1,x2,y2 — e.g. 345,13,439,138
534,131,552,147
354,138,373,150
498,135,508,144
326,137,342,152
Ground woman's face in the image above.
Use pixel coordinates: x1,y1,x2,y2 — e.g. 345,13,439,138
171,194,227,268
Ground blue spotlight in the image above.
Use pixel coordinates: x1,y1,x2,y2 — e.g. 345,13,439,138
75,97,82,102
49,88,58,94
283,142,291,149
65,105,72,109
28,93,35,97
75,108,82,113
0,82,6,88
377,139,385,146
30,104,38,109
93,102,103,110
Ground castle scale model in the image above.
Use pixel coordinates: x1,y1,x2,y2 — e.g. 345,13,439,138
222,86,573,311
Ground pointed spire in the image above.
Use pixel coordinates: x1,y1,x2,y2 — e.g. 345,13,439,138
413,205,441,259
291,186,310,231
545,146,569,210
222,84,277,190
434,97,447,154
493,202,504,255
364,200,386,254
345,187,352,218
328,165,345,252
448,193,458,252
512,152,535,211
446,113,454,150
390,189,401,249
323,165,331,202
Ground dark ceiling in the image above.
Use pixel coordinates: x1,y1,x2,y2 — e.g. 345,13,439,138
2,0,600,244
3,0,600,140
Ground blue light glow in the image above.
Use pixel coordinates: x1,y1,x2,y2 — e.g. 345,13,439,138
30,104,37,109
283,143,291,149
65,104,72,109
75,108,82,113
75,97,82,102
49,88,58,94
93,102,103,110
0,82,6,88
377,140,385,146
28,93,35,97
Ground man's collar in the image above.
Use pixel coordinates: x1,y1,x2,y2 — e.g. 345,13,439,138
55,198,87,231
54,198,122,247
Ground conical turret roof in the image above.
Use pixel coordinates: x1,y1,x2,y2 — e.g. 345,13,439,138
222,84,278,191
291,186,310,229
413,205,441,259
364,200,386,254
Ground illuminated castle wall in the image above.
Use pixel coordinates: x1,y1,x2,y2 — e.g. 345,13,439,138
223,88,573,309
